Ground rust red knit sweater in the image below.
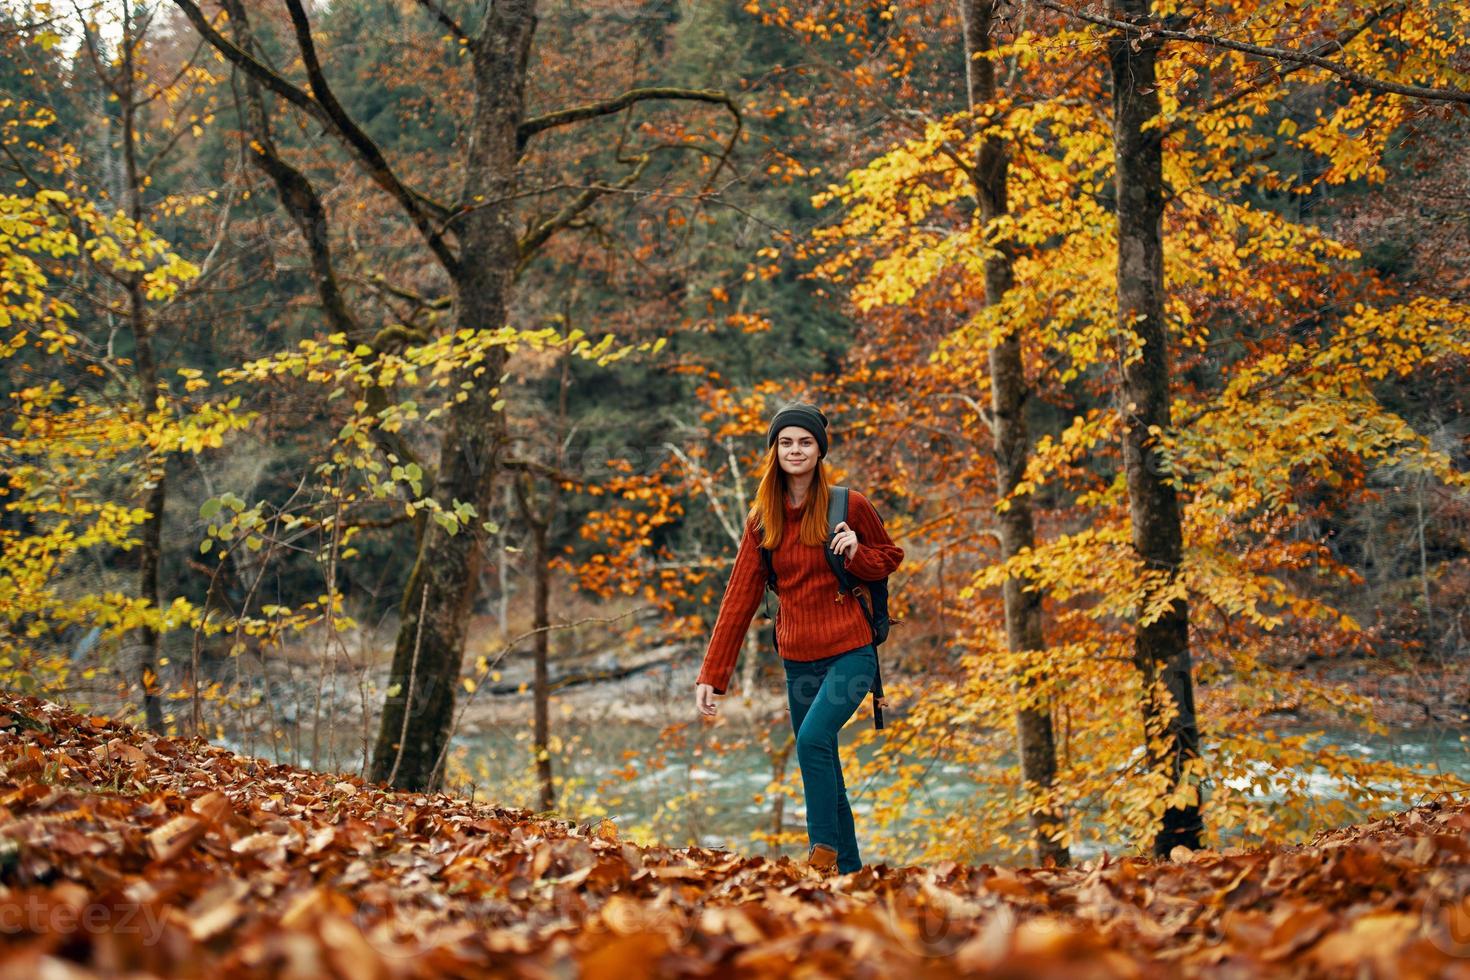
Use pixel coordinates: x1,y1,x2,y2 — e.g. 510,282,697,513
696,489,904,694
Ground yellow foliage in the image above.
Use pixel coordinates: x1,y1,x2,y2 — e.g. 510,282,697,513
0,172,245,714
788,1,1470,861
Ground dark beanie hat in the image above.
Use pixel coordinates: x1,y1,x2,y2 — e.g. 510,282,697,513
766,402,830,458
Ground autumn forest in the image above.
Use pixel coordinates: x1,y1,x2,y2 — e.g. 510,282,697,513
3,0,1470,974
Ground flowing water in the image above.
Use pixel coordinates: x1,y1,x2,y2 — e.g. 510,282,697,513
455,714,1470,867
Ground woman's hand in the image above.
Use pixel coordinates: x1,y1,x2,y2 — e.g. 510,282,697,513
830,520,859,561
696,683,719,717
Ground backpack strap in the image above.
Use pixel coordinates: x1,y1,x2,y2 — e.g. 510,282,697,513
822,486,850,601
824,487,876,634
824,486,886,730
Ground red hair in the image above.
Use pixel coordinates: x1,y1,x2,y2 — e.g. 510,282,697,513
751,444,831,548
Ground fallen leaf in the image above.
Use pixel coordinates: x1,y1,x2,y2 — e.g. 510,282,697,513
190,790,233,825
183,877,250,940
1310,912,1418,970
95,738,146,765
147,815,206,863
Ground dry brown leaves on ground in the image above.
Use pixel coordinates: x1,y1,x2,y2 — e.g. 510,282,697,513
1,693,1468,978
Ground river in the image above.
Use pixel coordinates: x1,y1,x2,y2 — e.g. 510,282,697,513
455,715,1470,867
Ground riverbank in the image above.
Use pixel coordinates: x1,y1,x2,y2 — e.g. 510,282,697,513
190,601,1470,742
451,644,1470,734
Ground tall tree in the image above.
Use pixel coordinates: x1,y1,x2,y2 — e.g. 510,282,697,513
960,0,1068,866
172,0,738,790
1072,0,1470,856
1105,0,1204,854
68,5,171,734
59,1,228,733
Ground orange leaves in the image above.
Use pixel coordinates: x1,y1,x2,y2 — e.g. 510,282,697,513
94,737,147,766
191,790,234,825
148,815,208,863
725,312,773,333
9,683,1470,975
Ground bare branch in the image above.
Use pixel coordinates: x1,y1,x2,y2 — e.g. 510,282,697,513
1031,0,1470,104
665,442,741,544
517,154,653,269
73,8,119,97
168,0,331,126
504,456,583,486
221,0,428,485
518,86,742,151
171,0,459,272
280,0,459,274
363,273,453,312
932,391,996,438
415,0,467,43
514,86,745,259
1168,4,1400,131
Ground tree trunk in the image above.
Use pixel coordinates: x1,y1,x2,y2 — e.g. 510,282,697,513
1108,0,1204,855
499,484,512,643
962,0,1068,867
368,4,537,790
118,6,164,734
183,0,728,792
531,513,553,812
130,293,167,735
512,474,558,814
770,733,793,856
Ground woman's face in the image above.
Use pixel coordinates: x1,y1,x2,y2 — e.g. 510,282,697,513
775,425,820,478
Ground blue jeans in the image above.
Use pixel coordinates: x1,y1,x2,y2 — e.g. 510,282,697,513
782,643,876,874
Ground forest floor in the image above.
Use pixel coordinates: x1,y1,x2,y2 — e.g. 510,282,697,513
3,693,1470,978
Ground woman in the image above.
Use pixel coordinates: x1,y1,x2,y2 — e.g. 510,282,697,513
694,401,904,876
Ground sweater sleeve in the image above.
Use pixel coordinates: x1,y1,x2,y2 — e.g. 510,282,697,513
842,491,904,581
696,514,765,694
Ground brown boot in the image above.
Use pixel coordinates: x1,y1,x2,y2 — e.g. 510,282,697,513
806,843,838,876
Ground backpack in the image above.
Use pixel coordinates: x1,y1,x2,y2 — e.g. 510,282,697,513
759,485,892,730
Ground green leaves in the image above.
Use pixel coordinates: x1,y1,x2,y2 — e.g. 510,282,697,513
389,462,424,497
198,493,245,522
